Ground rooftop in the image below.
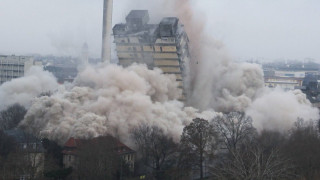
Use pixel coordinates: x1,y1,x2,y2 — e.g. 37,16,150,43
62,136,135,155
160,17,179,25
126,10,149,19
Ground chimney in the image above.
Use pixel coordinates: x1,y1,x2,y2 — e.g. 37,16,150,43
101,0,113,63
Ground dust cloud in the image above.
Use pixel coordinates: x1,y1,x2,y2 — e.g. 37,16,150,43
2,0,317,144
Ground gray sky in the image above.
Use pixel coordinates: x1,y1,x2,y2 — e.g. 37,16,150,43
0,0,320,60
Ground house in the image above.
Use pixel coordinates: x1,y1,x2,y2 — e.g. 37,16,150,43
62,136,135,172
4,129,45,180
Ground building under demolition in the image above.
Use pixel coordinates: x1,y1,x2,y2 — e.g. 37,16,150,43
113,10,191,100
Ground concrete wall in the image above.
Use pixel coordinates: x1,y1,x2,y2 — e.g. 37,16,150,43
154,60,180,66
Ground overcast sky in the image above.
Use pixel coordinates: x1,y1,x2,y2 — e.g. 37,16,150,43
0,0,320,60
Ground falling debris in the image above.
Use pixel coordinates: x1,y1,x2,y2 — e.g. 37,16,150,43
0,66,58,111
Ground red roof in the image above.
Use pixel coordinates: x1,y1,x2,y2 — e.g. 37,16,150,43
64,137,83,148
62,136,135,155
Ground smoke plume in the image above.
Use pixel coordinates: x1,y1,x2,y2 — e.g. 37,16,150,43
0,66,58,111
168,0,319,129
19,64,217,145
247,88,319,132
11,0,319,145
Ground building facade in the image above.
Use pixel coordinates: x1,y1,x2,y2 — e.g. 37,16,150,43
113,10,191,100
0,55,41,84
264,76,303,90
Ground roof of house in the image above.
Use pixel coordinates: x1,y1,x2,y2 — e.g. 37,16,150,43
62,136,135,156
64,137,83,148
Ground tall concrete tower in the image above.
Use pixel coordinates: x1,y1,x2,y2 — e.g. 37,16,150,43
101,0,113,62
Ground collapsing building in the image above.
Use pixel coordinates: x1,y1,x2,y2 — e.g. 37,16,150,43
113,10,191,100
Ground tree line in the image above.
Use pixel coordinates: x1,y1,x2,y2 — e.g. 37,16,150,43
131,112,320,180
1,104,320,179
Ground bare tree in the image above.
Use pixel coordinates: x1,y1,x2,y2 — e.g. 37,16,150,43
0,130,16,179
210,114,295,180
0,146,45,180
180,118,218,180
0,130,16,158
210,141,295,180
283,120,320,179
75,136,122,180
212,112,256,153
0,104,26,130
42,138,63,167
132,125,178,179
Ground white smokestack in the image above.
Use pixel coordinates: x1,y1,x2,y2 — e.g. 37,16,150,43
101,0,113,62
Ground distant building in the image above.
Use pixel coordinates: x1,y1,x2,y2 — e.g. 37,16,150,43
62,136,135,172
274,70,314,78
113,10,191,100
263,67,319,91
301,74,320,107
44,64,78,83
264,76,303,90
0,55,42,84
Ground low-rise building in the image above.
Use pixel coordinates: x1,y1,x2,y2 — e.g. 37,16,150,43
4,129,45,180
262,61,320,91
264,76,303,90
0,55,42,84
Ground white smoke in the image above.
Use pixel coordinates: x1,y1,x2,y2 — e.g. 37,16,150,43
0,66,58,111
166,0,319,131
186,34,319,132
10,0,319,145
189,44,265,112
20,64,217,145
246,88,319,132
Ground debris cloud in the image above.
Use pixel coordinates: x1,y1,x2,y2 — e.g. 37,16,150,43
0,66,58,111
9,0,319,145
168,0,319,129
20,64,215,145
246,88,319,132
